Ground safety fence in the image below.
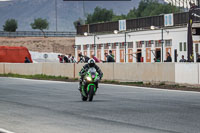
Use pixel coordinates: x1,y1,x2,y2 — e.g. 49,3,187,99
0,63,199,85
0,31,76,37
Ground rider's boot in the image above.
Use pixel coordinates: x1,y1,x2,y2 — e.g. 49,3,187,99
78,79,82,92
94,83,98,95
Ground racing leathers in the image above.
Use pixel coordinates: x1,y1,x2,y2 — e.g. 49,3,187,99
79,64,103,91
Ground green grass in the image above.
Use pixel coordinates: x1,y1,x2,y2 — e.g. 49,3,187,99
0,73,199,92
102,80,143,85
0,73,69,80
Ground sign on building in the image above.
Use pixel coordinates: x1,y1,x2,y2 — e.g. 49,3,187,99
119,20,126,31
164,14,174,27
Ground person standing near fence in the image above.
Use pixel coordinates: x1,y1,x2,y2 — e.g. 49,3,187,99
58,55,63,63
179,55,186,62
91,54,100,63
104,53,115,62
164,52,172,62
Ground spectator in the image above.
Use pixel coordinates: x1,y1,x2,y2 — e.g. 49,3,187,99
77,52,90,63
91,54,100,63
197,55,200,62
77,52,85,63
154,58,157,62
109,50,114,59
154,58,160,62
164,52,172,62
58,55,63,63
104,53,115,62
83,55,90,63
156,58,160,62
24,57,31,63
179,55,186,62
68,54,72,63
71,56,76,63
63,55,69,63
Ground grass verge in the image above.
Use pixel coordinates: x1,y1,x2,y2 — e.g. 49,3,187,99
0,73,71,81
0,73,200,92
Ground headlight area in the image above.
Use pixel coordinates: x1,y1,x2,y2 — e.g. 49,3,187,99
86,76,92,81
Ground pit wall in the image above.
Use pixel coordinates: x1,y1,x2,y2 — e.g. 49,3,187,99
0,63,199,85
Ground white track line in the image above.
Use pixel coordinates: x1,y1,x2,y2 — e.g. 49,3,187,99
3,77,200,94
6,77,70,84
100,83,200,94
0,128,15,133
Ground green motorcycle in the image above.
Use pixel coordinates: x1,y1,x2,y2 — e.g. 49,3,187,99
80,68,100,101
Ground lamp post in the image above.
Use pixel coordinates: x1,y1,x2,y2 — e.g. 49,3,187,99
84,32,96,56
114,30,128,63
55,0,58,31
161,28,164,62
150,26,168,62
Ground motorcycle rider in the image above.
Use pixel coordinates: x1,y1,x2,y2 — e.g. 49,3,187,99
79,59,103,91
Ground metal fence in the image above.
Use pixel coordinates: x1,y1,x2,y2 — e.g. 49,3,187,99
0,31,76,37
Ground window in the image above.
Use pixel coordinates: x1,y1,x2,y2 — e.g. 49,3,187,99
184,42,187,51
111,43,116,49
97,44,101,49
83,45,87,50
179,42,182,51
128,42,133,48
77,45,81,50
104,43,109,49
145,41,151,47
165,40,172,47
136,41,142,48
120,43,125,49
90,44,94,50
155,40,161,47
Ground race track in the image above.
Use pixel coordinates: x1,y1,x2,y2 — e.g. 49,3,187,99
0,77,200,133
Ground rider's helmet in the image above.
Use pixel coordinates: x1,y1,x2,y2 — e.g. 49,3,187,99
88,59,95,67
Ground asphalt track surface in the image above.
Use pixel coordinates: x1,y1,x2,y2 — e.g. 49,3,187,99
0,77,200,133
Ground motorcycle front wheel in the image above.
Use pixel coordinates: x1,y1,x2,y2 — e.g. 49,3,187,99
88,85,94,101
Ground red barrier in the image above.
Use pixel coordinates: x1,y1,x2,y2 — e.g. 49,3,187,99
0,46,32,63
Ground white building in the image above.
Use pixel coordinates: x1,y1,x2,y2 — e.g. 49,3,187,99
75,12,200,63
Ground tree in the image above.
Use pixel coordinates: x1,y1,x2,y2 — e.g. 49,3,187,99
73,18,85,29
127,0,182,19
74,0,182,25
30,18,49,37
126,8,137,19
3,19,18,32
86,7,114,24
111,14,126,21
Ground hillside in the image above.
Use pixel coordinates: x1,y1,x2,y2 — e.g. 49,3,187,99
0,0,140,31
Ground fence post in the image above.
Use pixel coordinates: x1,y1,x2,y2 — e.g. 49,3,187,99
74,63,76,79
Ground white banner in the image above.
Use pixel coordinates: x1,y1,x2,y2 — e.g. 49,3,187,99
164,14,174,27
119,20,126,31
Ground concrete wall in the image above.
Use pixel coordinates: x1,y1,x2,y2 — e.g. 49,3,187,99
0,63,199,85
175,63,199,84
4,63,43,75
75,63,85,78
98,63,114,80
42,63,74,77
113,63,175,82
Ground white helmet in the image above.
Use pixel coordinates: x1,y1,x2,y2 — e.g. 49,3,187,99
88,59,95,67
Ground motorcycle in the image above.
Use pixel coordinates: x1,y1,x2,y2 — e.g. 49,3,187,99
80,67,100,101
